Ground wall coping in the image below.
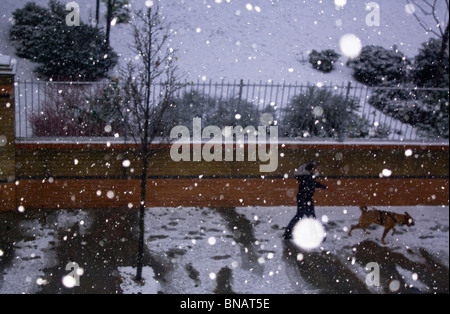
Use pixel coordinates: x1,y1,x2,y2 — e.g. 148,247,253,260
15,138,449,151
0,55,17,75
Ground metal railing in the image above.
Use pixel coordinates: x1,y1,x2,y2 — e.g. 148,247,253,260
14,79,449,141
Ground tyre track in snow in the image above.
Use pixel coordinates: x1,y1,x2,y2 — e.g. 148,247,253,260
215,207,264,276
38,209,139,294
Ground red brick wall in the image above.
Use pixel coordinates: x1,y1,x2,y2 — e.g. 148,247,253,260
0,183,15,212
6,142,448,211
0,68,16,211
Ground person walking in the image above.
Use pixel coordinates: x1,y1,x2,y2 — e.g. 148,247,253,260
283,161,327,240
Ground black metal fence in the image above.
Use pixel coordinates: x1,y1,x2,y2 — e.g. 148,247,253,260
14,79,449,141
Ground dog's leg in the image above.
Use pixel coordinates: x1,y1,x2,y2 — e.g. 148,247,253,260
392,228,396,235
347,225,355,236
381,227,391,245
348,224,360,236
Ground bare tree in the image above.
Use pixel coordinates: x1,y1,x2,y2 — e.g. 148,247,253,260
406,0,449,86
117,3,182,281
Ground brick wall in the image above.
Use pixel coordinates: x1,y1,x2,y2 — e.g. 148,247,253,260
0,58,16,211
11,141,449,210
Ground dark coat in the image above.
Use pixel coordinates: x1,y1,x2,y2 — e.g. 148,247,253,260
283,171,328,238
295,173,327,206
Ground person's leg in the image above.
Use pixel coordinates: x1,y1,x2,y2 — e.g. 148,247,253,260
305,203,316,219
283,213,301,239
283,201,306,239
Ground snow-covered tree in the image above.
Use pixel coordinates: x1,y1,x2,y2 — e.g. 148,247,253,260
9,0,117,81
411,38,449,88
406,0,449,87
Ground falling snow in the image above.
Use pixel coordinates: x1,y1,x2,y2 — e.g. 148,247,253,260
0,0,448,297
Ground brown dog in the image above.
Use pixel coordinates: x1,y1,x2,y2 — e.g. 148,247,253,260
348,206,415,245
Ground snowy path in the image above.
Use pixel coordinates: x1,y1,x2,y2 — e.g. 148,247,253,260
0,210,91,294
139,206,449,294
142,207,310,294
0,219,57,294
1,206,448,294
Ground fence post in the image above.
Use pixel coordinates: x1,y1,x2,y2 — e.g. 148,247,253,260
0,56,17,211
237,79,244,112
345,81,352,100
338,81,353,142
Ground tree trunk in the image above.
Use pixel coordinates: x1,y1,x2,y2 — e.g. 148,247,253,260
105,0,114,48
96,0,100,27
435,22,450,87
135,143,149,281
136,16,152,278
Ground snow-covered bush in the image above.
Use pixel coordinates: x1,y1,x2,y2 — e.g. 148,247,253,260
205,97,260,129
365,39,449,139
10,1,118,81
160,90,261,136
346,45,410,86
9,1,64,60
308,49,340,73
368,87,449,139
281,86,385,139
411,38,449,88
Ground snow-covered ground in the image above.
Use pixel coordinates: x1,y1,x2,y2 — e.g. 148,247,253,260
0,210,92,294
1,206,448,294
0,0,438,82
138,205,449,294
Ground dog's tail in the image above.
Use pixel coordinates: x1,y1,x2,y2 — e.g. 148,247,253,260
359,205,368,213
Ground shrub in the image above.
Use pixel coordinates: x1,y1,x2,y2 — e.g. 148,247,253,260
161,90,261,135
411,38,449,88
280,86,385,139
368,86,449,139
10,1,118,81
364,39,449,139
9,1,65,60
30,82,125,137
308,49,340,73
347,45,410,86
